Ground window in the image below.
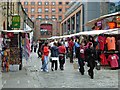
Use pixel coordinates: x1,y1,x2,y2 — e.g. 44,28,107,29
66,2,69,5
59,2,62,5
31,15,35,20
52,8,55,12
31,2,35,5
52,15,55,19
31,8,35,13
59,8,62,12
45,2,49,5
38,15,42,19
24,8,28,12
59,16,62,20
38,2,42,5
52,2,56,5
45,8,49,12
24,2,28,5
45,15,49,19
38,8,42,13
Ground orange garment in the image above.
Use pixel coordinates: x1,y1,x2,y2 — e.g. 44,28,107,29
106,37,116,50
108,22,116,29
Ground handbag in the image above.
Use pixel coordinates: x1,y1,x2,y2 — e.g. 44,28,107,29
41,55,44,61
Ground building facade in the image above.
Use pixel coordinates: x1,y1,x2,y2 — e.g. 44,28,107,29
60,1,115,35
21,0,70,22
21,0,70,40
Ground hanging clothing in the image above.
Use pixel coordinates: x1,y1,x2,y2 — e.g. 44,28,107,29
107,54,119,68
100,53,108,65
117,40,120,51
98,36,106,50
106,37,116,50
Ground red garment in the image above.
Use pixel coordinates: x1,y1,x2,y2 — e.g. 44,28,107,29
43,46,49,56
59,45,66,54
98,36,106,50
107,54,119,68
68,41,74,51
100,54,108,65
80,46,85,59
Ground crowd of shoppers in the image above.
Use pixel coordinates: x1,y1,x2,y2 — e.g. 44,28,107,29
31,36,101,79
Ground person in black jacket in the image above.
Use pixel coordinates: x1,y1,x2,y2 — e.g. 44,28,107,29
50,42,59,71
85,42,97,79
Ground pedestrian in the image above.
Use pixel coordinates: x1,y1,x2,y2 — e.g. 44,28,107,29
33,42,37,53
68,38,74,63
74,39,80,58
58,43,66,70
78,42,85,75
85,42,97,79
41,42,49,72
64,39,69,59
50,42,59,71
37,40,43,58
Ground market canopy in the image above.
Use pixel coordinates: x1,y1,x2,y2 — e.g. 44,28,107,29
48,28,119,39
85,11,120,27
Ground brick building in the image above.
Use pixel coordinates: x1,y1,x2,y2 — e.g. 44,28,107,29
21,0,70,40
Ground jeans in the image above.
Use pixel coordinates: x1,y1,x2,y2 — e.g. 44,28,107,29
42,56,49,71
78,57,85,74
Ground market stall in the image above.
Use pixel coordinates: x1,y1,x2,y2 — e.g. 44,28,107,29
1,29,32,72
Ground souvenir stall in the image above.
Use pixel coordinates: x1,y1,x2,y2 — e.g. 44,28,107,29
85,11,120,69
1,30,24,72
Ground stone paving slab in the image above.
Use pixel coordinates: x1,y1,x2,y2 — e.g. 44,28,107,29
1,52,119,88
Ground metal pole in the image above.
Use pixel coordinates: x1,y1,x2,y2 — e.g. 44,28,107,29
7,0,9,30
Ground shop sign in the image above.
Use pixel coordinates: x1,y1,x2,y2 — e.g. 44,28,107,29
12,15,20,28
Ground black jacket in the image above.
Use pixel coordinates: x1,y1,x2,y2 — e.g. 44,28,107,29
51,46,59,57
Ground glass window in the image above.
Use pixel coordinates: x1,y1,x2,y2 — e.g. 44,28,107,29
66,2,69,5
24,8,28,12
31,8,35,13
45,8,49,12
24,2,28,5
31,15,35,20
52,15,55,19
38,8,42,13
59,8,62,12
59,2,62,5
52,2,56,5
38,2,42,5
52,8,55,12
59,16,62,20
31,2,35,5
45,2,49,5
38,15,42,19
45,15,49,19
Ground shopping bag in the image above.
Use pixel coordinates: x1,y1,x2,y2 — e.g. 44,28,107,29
73,58,79,69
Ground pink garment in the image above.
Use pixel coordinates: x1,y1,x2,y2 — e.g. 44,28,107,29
107,54,119,68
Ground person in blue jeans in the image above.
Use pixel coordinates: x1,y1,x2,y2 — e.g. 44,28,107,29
41,42,49,72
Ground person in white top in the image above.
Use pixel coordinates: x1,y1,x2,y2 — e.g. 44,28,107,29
64,39,69,59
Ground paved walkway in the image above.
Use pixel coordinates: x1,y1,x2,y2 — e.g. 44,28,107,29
1,52,119,88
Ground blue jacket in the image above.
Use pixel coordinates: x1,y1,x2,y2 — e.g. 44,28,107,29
51,46,59,57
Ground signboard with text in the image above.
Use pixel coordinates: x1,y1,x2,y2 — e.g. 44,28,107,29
12,15,20,28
